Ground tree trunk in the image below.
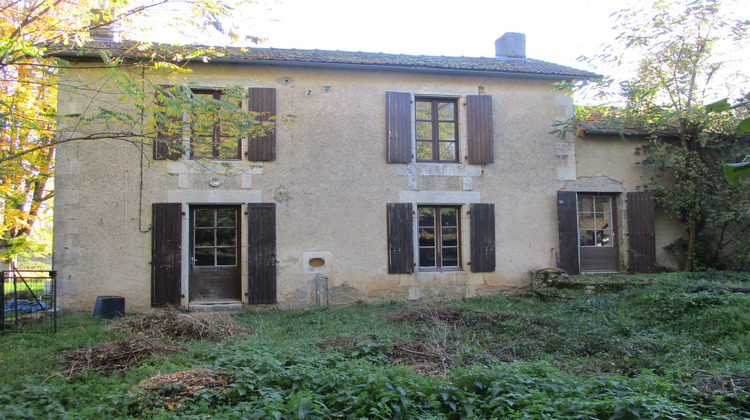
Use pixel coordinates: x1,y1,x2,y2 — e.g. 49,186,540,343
685,224,698,271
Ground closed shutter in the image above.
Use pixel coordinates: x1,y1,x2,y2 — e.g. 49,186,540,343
557,191,580,274
387,203,414,273
247,203,277,304
247,88,277,161
152,203,182,306
627,191,657,273
470,203,496,272
386,92,412,163
466,95,494,164
153,87,182,160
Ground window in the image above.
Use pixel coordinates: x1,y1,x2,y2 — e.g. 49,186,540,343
577,196,613,247
418,205,461,269
192,207,238,267
415,98,458,162
386,92,493,164
189,89,241,160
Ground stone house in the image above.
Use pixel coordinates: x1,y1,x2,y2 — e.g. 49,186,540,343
52,32,680,312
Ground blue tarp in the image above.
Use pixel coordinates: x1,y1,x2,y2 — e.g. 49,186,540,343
3,299,49,314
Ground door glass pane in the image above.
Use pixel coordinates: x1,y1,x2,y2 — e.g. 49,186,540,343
194,249,214,266
595,197,611,213
597,230,612,246
216,248,237,266
580,230,595,246
216,228,236,247
194,209,213,227
579,212,594,229
216,209,236,227
195,229,214,247
578,196,593,212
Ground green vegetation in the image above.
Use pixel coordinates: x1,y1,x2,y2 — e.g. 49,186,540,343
2,272,749,418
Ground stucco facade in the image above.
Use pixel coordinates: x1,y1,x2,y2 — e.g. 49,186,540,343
53,34,676,313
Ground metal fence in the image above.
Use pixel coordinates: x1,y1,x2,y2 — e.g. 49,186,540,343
1,269,57,334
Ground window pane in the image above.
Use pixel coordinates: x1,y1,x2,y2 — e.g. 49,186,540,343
578,197,593,212
597,230,612,247
191,136,213,157
216,228,236,247
579,230,595,246
419,228,435,247
595,213,608,229
216,248,237,266
437,102,454,120
416,142,433,160
416,101,432,120
419,247,436,267
194,249,214,266
216,209,236,227
194,209,214,227
439,142,456,161
442,248,458,267
440,208,457,227
578,212,594,229
195,229,214,247
442,227,458,246
438,122,455,140
416,121,433,140
418,207,435,227
218,135,239,159
595,197,611,213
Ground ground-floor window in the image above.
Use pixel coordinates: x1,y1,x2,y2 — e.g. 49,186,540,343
417,205,461,269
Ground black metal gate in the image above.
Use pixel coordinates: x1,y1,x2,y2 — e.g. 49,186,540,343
1,269,57,334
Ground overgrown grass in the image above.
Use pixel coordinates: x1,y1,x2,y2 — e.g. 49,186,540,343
1,272,749,418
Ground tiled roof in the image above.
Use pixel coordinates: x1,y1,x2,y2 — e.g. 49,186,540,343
50,40,599,80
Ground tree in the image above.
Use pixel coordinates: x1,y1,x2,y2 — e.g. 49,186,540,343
0,0,272,262
558,0,750,270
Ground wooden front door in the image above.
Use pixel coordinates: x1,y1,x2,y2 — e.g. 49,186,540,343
577,195,618,273
189,206,241,302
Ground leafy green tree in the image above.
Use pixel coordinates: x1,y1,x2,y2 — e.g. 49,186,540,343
559,0,750,270
0,0,271,262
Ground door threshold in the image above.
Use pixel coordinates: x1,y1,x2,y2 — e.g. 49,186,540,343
188,301,244,314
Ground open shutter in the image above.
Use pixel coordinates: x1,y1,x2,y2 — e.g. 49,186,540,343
247,203,277,304
470,203,496,272
557,191,580,274
153,87,182,160
466,95,494,164
152,203,182,306
386,92,412,163
387,203,414,273
247,88,277,161
627,191,657,273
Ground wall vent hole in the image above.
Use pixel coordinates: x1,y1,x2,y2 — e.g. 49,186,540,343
308,258,326,268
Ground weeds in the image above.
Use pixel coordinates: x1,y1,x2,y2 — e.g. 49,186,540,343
1,272,749,418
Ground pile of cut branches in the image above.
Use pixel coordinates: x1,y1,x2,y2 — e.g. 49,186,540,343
135,368,234,411
111,308,253,341
385,305,464,325
61,335,183,375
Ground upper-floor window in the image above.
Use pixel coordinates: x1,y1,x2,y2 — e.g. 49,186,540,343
415,97,458,162
189,89,241,160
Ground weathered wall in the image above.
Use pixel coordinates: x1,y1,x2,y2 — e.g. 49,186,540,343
54,61,574,312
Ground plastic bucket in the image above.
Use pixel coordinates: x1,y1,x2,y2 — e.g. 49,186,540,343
92,296,125,319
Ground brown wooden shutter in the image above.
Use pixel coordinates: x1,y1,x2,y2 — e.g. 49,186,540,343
557,191,580,274
247,203,277,304
470,203,496,272
627,191,657,274
387,203,414,273
466,95,494,164
386,92,412,163
152,203,182,306
153,87,182,160
247,88,277,161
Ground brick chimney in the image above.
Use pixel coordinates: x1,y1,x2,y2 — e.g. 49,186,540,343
495,32,526,59
89,9,121,42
